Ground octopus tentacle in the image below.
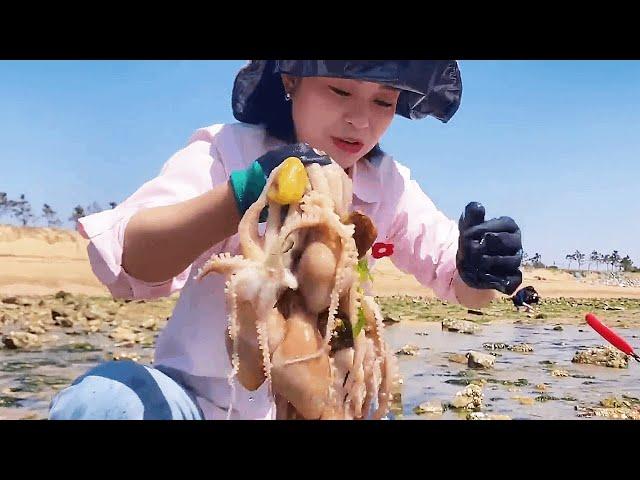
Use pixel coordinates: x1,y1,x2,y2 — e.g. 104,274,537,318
225,276,241,420
238,158,290,262
197,253,256,279
255,313,273,396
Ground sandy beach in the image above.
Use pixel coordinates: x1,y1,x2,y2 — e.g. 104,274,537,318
2,224,638,299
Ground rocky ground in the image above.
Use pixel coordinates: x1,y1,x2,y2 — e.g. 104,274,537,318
1,292,639,420
0,292,174,419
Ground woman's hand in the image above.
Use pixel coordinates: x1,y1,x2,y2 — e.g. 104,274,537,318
456,201,523,296
229,143,332,216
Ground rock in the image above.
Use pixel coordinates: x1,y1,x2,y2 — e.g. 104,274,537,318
413,401,443,415
84,324,100,334
5,296,33,306
572,345,629,368
466,412,487,420
450,384,483,410
513,396,535,405
603,304,624,311
483,342,508,350
600,397,629,408
382,315,400,324
27,324,46,335
448,353,468,364
138,336,155,347
441,318,480,334
141,318,158,330
535,395,558,402
0,408,40,420
58,317,74,328
109,351,140,362
54,291,71,300
51,307,70,320
507,343,534,353
445,378,472,386
534,384,548,392
467,309,484,316
2,332,41,349
467,413,511,420
63,329,84,336
396,344,420,356
0,313,17,324
486,377,528,387
536,394,576,402
553,325,564,331
51,308,76,327
109,326,138,343
82,307,105,321
576,406,640,420
2,296,27,306
390,392,403,418
622,395,640,406
551,369,570,377
56,342,101,352
87,319,102,329
467,351,495,369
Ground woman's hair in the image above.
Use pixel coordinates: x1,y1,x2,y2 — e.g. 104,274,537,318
262,74,385,162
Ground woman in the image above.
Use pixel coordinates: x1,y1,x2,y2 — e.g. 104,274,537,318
49,60,523,420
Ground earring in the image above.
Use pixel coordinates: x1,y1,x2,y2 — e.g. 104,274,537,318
284,92,292,101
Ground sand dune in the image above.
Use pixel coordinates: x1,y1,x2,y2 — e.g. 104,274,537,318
1,225,639,299
371,258,640,299
0,225,109,296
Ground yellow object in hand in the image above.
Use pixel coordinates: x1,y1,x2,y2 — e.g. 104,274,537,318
267,156,308,205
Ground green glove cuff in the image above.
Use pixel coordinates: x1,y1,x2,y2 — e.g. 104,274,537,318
229,161,267,216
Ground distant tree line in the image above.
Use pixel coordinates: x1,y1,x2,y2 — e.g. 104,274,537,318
0,192,117,227
509,250,636,273
564,249,638,272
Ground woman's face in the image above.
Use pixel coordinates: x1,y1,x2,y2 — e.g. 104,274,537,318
282,75,400,170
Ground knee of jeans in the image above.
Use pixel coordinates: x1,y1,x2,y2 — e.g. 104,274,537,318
49,360,202,420
49,370,145,420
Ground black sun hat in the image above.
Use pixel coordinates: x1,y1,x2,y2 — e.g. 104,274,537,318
232,60,463,125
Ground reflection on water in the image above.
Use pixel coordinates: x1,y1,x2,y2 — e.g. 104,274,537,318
384,321,640,420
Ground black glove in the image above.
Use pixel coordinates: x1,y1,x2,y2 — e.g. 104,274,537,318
456,201,523,295
256,143,331,178
230,143,332,216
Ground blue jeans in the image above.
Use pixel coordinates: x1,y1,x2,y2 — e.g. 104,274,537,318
49,361,204,420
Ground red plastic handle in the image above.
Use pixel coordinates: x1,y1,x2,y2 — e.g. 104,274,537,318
585,313,635,356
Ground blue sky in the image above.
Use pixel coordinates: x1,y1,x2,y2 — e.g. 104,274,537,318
1,60,638,267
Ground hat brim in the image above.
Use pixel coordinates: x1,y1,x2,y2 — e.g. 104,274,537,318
232,60,462,124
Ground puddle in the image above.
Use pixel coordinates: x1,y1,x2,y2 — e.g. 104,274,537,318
384,321,640,420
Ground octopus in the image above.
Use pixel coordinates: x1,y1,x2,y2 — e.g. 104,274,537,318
197,157,401,419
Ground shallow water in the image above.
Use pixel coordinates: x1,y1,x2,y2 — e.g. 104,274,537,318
0,331,156,419
1,317,638,419
384,321,640,420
